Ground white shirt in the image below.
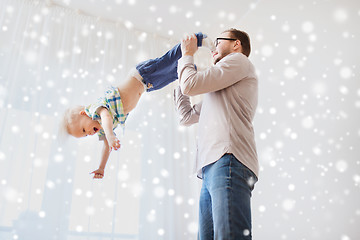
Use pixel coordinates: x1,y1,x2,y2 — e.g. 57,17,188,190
175,52,259,178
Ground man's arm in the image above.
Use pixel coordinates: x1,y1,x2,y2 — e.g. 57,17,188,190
179,34,251,96
178,54,250,96
174,86,201,126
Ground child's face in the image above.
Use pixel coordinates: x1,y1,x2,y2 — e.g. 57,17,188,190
69,111,102,138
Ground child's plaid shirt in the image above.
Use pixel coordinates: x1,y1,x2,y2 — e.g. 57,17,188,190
85,86,128,140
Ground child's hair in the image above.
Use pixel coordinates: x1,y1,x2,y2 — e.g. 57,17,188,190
58,105,84,140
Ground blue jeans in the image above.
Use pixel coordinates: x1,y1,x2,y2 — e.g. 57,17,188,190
198,154,258,240
136,32,204,92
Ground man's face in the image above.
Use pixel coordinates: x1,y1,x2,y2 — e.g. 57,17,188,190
212,32,239,64
69,112,101,138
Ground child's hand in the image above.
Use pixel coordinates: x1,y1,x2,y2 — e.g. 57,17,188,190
107,135,121,152
90,168,104,179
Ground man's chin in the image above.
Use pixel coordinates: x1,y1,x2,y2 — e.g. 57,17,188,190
213,54,223,64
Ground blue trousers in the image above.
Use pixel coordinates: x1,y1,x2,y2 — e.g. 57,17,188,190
136,32,204,92
198,154,258,240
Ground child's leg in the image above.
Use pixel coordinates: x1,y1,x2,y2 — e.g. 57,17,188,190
115,33,213,115
136,32,207,92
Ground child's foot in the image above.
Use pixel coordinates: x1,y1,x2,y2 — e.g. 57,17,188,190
201,35,216,52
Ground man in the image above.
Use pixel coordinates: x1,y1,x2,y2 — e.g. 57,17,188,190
174,28,259,239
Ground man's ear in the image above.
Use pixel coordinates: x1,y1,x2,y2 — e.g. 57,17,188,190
234,40,242,51
233,40,243,54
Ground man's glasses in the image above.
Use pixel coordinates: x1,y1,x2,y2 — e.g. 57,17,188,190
214,38,238,47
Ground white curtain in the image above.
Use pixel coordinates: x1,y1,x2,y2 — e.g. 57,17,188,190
0,0,201,239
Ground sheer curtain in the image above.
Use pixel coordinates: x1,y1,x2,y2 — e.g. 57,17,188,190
0,0,201,239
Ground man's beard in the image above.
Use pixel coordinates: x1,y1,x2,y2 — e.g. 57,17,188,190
213,50,231,64
214,56,221,64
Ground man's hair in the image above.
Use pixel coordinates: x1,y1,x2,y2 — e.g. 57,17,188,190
223,28,251,57
58,105,84,139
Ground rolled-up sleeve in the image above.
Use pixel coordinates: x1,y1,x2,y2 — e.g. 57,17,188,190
174,85,202,126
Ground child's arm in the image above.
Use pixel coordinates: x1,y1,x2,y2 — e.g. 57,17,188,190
91,138,111,179
97,107,121,151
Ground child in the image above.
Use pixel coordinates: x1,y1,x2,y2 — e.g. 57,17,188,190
60,32,215,179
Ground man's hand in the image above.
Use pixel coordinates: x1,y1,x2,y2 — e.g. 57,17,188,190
181,33,198,56
91,168,104,179
107,135,121,151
